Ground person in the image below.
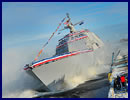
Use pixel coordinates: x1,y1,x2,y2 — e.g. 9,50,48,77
116,76,121,90
114,79,116,89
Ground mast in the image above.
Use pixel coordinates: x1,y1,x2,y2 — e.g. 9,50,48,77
59,13,84,33
59,13,80,33
66,13,76,33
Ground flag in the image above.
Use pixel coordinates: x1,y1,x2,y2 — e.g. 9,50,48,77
61,18,65,22
34,16,66,61
64,19,70,25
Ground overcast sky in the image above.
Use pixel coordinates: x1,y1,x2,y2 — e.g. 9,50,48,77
2,2,128,50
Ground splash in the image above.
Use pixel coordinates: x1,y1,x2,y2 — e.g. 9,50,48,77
3,90,37,98
65,75,86,88
2,39,127,98
2,47,44,98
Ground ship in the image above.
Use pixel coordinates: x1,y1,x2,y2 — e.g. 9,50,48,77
24,13,104,92
108,51,128,98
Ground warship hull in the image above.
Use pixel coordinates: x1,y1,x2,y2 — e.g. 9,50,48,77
26,47,104,91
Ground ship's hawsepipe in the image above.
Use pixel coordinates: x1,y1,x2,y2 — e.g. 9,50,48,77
24,49,93,70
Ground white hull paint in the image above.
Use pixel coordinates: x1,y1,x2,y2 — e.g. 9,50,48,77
28,47,104,89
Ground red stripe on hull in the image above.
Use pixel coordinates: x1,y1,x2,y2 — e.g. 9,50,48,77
24,50,93,70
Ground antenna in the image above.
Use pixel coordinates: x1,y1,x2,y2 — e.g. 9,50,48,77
66,13,70,19
59,13,84,33
73,20,84,26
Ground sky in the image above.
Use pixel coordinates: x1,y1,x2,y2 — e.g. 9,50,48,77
2,2,128,50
